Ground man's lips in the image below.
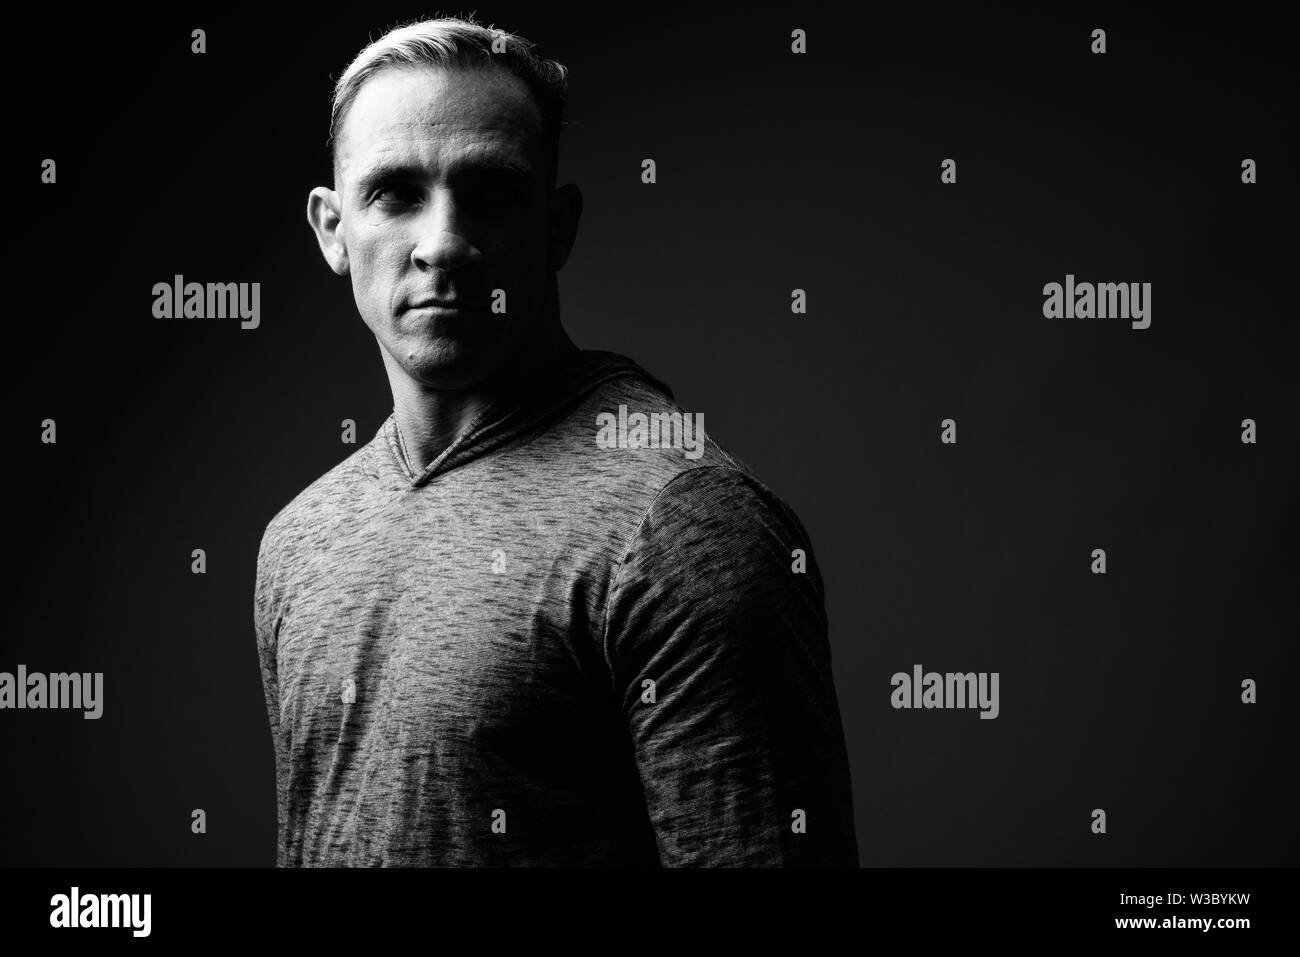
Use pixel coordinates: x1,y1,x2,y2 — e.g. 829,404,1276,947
407,297,484,309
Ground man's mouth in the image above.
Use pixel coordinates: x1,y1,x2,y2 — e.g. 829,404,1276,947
407,298,484,310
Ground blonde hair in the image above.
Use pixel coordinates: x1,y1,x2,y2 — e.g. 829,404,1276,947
329,15,569,184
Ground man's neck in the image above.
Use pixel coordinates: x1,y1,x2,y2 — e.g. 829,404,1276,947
386,321,578,476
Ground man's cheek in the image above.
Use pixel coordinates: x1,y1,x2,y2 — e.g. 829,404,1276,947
351,247,400,309
495,254,537,309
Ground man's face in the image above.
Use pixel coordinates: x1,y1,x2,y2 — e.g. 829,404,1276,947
318,63,554,390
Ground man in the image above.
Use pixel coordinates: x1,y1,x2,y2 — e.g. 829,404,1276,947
255,16,858,866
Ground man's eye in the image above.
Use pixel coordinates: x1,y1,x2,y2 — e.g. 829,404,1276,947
373,186,421,206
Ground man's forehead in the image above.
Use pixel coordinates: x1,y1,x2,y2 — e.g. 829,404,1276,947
337,63,542,179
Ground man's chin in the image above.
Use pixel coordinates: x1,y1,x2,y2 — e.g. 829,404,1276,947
388,337,507,391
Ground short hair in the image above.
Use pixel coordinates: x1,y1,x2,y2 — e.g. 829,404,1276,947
328,16,569,188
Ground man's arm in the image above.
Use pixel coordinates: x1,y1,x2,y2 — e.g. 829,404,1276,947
253,527,291,868
601,466,859,866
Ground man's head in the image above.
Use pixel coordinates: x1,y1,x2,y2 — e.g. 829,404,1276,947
308,18,581,391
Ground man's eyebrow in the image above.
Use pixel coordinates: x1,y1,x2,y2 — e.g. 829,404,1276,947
354,162,423,196
354,157,535,196
467,157,535,179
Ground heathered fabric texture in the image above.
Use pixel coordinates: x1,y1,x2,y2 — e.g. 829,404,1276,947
254,349,858,866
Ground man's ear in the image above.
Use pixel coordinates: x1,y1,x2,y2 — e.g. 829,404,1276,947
547,183,583,272
307,186,349,275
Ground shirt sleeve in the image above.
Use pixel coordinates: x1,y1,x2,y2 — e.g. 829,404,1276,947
253,526,291,868
601,466,859,866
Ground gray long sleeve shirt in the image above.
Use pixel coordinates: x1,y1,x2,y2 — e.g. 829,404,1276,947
254,349,858,866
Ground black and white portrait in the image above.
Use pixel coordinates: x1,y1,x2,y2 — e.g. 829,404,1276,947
4,2,1295,940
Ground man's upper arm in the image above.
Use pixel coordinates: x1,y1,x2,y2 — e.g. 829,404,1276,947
601,466,858,866
253,522,290,867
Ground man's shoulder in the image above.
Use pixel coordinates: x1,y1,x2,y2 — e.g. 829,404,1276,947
547,368,757,487
542,371,805,538
256,431,381,569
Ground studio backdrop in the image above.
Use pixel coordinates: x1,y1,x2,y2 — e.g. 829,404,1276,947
4,3,1296,866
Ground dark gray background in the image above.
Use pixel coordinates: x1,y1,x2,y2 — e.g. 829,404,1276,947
5,3,1296,866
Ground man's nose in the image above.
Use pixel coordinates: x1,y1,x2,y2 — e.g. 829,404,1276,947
410,190,480,271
